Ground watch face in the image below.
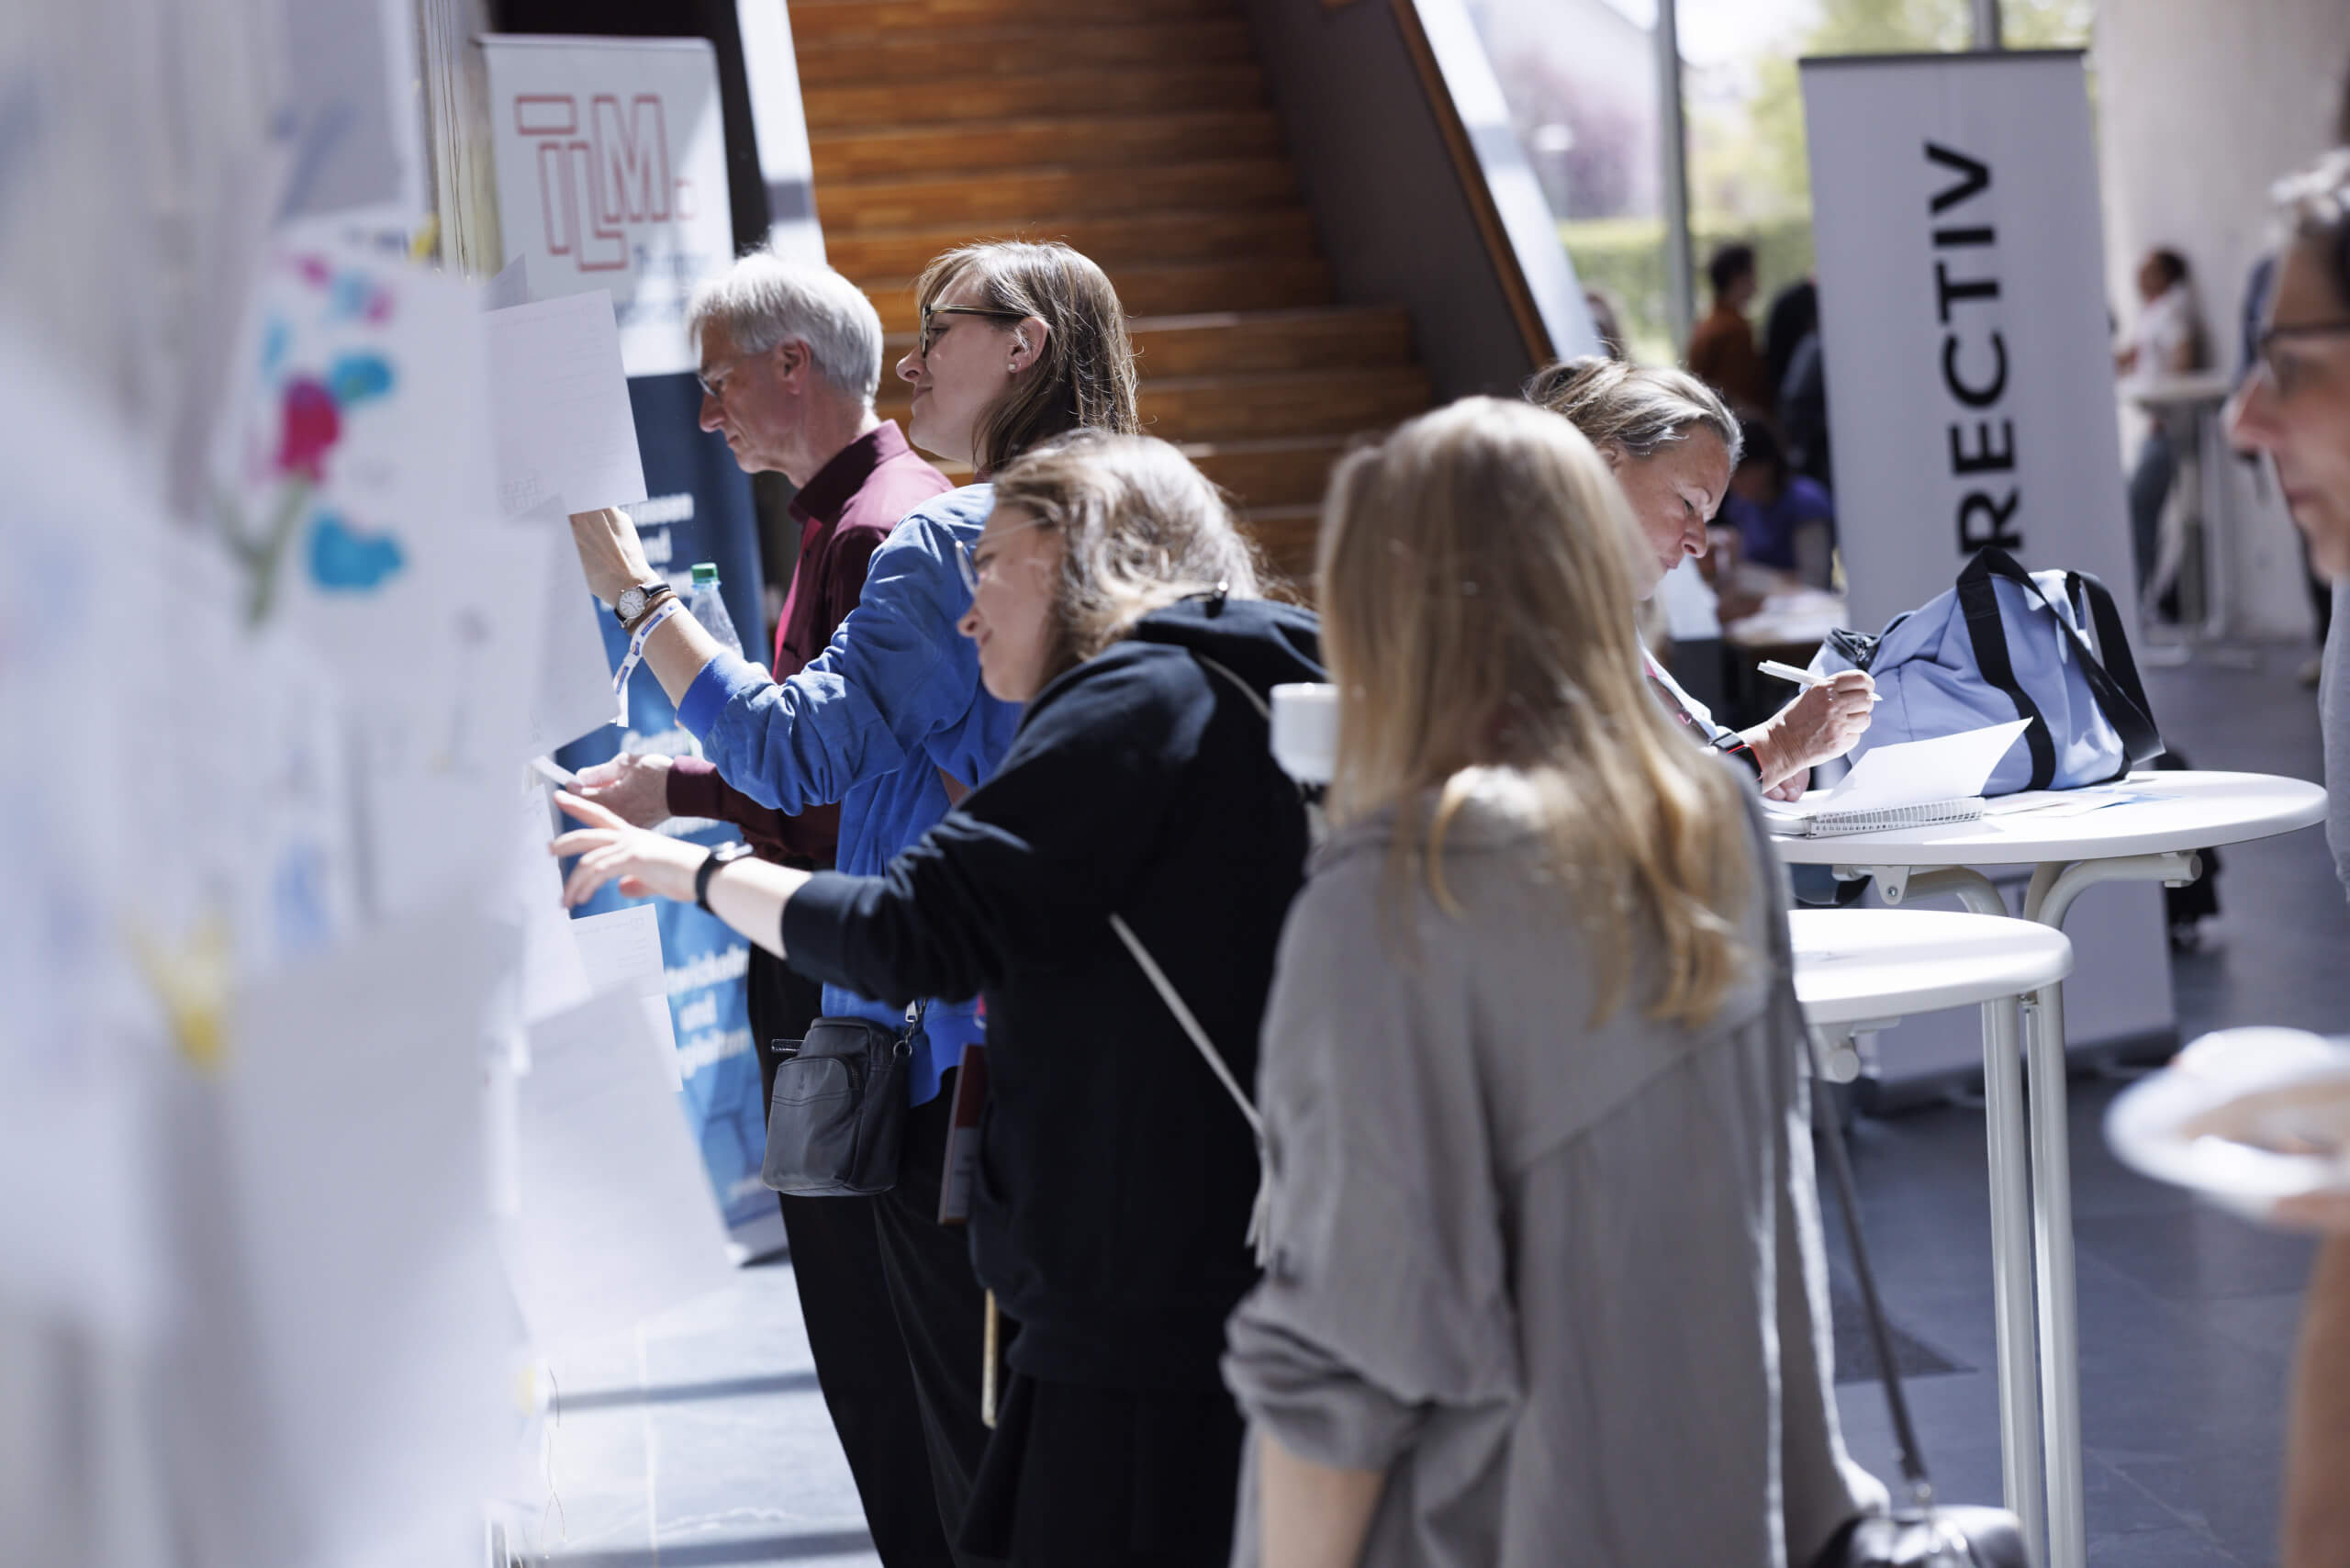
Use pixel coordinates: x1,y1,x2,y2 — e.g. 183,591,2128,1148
617,586,648,622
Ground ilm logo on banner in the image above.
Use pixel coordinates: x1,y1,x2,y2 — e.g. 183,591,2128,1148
484,36,733,377
515,92,699,273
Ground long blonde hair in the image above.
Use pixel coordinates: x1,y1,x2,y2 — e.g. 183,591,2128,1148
1318,398,1752,1026
990,431,1264,684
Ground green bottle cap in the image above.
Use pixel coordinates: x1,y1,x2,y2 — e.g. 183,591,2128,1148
690,562,720,588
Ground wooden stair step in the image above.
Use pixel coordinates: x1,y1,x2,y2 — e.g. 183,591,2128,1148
811,109,1283,183
1135,367,1430,442
1129,307,1415,376
822,157,1298,232
1185,435,1351,510
807,65,1262,132
864,256,1336,336
789,0,1236,45
829,207,1314,282
1235,503,1323,588
879,365,1429,443
796,18,1254,87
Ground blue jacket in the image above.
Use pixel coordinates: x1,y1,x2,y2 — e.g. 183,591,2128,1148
676,484,1020,1104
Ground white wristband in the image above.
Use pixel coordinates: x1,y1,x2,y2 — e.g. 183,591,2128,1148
611,597,682,727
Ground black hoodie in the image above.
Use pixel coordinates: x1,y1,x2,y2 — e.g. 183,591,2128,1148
783,595,1323,1389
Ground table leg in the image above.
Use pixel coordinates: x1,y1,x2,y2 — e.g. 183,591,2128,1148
1980,992,2045,1551
2026,979,2087,1568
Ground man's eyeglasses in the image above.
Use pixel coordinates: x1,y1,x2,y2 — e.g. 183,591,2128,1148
2253,320,2350,398
919,303,1027,358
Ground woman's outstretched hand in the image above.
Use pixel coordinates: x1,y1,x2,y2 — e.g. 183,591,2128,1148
550,790,703,907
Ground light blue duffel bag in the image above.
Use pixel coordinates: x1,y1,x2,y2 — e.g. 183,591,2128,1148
1810,545,2165,796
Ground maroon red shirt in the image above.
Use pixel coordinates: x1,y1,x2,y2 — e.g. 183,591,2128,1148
666,420,954,865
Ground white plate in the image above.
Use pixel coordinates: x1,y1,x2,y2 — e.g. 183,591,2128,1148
2105,1027,2350,1223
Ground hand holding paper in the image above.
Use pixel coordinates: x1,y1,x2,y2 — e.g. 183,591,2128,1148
567,504,659,606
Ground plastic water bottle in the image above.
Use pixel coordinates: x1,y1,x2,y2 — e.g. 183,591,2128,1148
687,562,743,657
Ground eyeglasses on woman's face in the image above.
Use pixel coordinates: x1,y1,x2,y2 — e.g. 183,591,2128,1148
955,514,1053,596
919,303,1027,359
2252,321,2350,400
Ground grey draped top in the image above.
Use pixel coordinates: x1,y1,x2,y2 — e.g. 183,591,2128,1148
1223,783,1885,1567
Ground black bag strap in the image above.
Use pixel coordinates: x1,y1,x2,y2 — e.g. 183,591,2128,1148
2059,569,2165,769
1758,866,1935,1507
1960,547,2166,784
1956,550,2057,790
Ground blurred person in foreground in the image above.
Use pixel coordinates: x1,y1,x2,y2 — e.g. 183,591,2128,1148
2223,148,2350,1568
554,431,1321,1565
1685,240,1774,418
565,239,1141,1556
566,252,960,1567
1223,398,1883,1567
1526,357,1874,801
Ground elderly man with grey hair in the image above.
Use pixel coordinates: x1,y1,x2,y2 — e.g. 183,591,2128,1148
570,252,966,1568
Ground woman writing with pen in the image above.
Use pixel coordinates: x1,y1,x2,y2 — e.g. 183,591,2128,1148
1527,357,1875,797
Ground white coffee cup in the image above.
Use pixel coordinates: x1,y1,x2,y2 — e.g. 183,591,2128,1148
1270,683,1337,785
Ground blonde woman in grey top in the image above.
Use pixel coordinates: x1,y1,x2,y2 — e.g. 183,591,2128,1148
1223,398,1884,1568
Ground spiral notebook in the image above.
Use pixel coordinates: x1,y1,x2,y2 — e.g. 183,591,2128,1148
1762,719,2031,839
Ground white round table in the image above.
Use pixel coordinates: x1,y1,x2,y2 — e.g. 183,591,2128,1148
1775,770,2327,1568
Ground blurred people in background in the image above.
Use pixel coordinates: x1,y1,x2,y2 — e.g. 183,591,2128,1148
2222,147,2350,1568
1686,241,1774,418
1223,398,1882,1568
554,431,1319,1567
1721,420,1837,588
565,254,961,1568
1583,285,1628,360
2119,245,2210,597
1762,274,1818,400
1526,357,1874,801
566,239,1142,1559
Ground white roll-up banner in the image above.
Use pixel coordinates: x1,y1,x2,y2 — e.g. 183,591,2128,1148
1801,50,2134,633
1801,50,2174,1075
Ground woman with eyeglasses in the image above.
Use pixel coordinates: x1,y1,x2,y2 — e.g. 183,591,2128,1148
565,239,1142,1559
554,431,1322,1567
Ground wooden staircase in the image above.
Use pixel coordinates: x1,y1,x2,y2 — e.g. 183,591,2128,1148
791,0,1438,584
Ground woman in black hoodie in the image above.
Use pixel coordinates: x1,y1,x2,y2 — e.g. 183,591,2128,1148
554,430,1322,1567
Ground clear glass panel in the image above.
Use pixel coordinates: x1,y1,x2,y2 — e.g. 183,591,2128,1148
1462,0,1677,364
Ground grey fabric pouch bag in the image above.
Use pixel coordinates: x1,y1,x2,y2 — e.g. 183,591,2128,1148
761,1006,922,1197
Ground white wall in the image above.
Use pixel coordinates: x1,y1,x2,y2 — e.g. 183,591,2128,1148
2095,0,2350,640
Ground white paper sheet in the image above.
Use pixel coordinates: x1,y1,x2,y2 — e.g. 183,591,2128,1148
483,254,531,311
1785,719,2032,817
501,990,733,1347
520,510,623,756
517,780,593,1025
570,904,683,1090
483,292,648,521
177,903,513,1564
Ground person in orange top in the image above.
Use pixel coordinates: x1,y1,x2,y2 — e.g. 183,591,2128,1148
1684,241,1774,419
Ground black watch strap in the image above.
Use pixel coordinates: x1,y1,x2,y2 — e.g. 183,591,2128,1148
695,841,755,913
618,582,677,633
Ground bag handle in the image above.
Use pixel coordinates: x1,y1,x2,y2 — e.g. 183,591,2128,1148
1956,551,2057,790
1962,547,2165,782
1758,870,1937,1509
1110,913,1272,1265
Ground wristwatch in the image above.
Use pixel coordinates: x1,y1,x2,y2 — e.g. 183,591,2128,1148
694,841,757,914
615,580,675,632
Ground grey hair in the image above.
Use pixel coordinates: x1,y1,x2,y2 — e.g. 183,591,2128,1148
990,431,1264,678
688,252,884,406
2273,150,2350,312
1523,354,1744,466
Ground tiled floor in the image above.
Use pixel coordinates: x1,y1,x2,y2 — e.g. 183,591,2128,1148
512,639,2348,1568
